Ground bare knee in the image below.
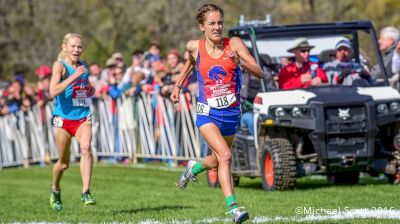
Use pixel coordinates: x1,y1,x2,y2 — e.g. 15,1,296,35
218,150,232,165
59,162,69,171
80,144,92,157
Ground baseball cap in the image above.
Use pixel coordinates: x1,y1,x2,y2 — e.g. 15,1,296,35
35,65,51,78
335,38,352,50
106,58,117,67
111,52,124,60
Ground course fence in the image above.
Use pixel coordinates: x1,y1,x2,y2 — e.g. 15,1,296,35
0,93,204,169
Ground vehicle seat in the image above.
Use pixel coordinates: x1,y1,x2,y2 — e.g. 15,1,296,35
319,49,335,64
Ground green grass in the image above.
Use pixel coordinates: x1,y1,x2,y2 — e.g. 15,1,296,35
0,163,399,223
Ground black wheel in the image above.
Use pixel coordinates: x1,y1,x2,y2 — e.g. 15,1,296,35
327,172,359,185
233,176,240,187
260,138,296,191
206,170,220,188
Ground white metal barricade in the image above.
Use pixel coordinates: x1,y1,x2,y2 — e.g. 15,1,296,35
0,92,203,168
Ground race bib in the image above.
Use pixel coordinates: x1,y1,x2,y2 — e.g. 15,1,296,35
72,98,91,107
207,93,236,109
53,116,63,128
72,87,91,107
197,102,210,116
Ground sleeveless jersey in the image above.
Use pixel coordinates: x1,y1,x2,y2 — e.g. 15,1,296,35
196,38,241,110
53,60,91,120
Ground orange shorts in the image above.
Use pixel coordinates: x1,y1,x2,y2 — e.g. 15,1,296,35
52,115,91,136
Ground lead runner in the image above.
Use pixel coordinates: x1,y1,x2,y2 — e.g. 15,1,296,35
169,4,263,223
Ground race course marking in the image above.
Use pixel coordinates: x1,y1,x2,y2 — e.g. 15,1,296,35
138,208,400,223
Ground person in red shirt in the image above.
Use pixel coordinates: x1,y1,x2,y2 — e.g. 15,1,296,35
279,38,328,89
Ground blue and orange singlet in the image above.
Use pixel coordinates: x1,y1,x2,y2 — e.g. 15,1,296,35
195,38,242,135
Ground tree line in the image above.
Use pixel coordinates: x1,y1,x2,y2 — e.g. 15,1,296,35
0,0,398,82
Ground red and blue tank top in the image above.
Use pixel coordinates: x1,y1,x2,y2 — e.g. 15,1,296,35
195,38,241,109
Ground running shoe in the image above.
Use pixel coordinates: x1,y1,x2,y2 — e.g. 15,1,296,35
50,190,62,212
81,190,96,205
227,207,250,224
177,160,198,189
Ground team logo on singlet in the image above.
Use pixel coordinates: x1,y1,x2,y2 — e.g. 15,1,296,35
208,65,228,81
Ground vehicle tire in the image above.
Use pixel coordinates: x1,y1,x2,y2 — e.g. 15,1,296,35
260,138,296,191
206,170,219,188
233,176,240,187
327,172,359,185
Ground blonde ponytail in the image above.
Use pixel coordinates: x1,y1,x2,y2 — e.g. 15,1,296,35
57,33,83,61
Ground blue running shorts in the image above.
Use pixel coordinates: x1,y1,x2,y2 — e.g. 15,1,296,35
196,106,241,136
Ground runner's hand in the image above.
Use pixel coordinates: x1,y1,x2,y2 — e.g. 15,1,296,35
226,50,240,65
170,86,180,104
75,65,86,76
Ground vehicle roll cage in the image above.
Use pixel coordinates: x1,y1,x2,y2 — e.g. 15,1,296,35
229,20,389,88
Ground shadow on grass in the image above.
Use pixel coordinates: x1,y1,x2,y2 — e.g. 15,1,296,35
112,205,194,215
236,175,392,191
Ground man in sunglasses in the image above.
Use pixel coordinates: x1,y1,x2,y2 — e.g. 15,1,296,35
279,37,327,90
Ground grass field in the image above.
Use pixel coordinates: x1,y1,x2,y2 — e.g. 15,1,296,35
0,163,399,223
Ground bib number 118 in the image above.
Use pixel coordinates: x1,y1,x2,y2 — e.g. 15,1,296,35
216,96,229,107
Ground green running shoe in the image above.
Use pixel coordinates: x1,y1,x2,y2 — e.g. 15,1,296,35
50,191,62,212
81,190,96,205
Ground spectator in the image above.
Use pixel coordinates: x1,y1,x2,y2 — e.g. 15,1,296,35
1,80,24,115
159,49,185,97
126,71,145,97
323,37,370,86
100,57,117,84
105,64,131,163
123,49,151,84
144,42,161,69
279,38,328,90
389,42,400,88
89,62,106,99
370,26,400,81
166,48,184,75
111,52,125,69
36,65,52,109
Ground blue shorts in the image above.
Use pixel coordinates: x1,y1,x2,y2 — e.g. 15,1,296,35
196,106,241,136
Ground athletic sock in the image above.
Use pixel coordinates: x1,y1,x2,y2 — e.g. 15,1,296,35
226,195,238,213
190,161,205,176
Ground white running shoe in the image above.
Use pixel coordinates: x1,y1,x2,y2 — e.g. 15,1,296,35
177,160,198,189
227,207,250,224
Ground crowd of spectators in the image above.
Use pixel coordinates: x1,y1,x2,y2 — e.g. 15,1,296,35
0,43,199,119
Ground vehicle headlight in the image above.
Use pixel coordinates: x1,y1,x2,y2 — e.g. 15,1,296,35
292,107,303,117
390,102,400,111
275,107,285,117
377,103,388,114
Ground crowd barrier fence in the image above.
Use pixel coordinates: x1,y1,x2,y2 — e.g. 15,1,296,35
0,92,203,169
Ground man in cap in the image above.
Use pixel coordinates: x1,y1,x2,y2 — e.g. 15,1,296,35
279,37,327,90
323,37,368,85
111,52,125,68
99,57,118,83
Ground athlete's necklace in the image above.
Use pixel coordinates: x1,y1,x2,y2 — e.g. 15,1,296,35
207,38,224,49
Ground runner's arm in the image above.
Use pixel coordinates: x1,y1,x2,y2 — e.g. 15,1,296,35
231,37,263,79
